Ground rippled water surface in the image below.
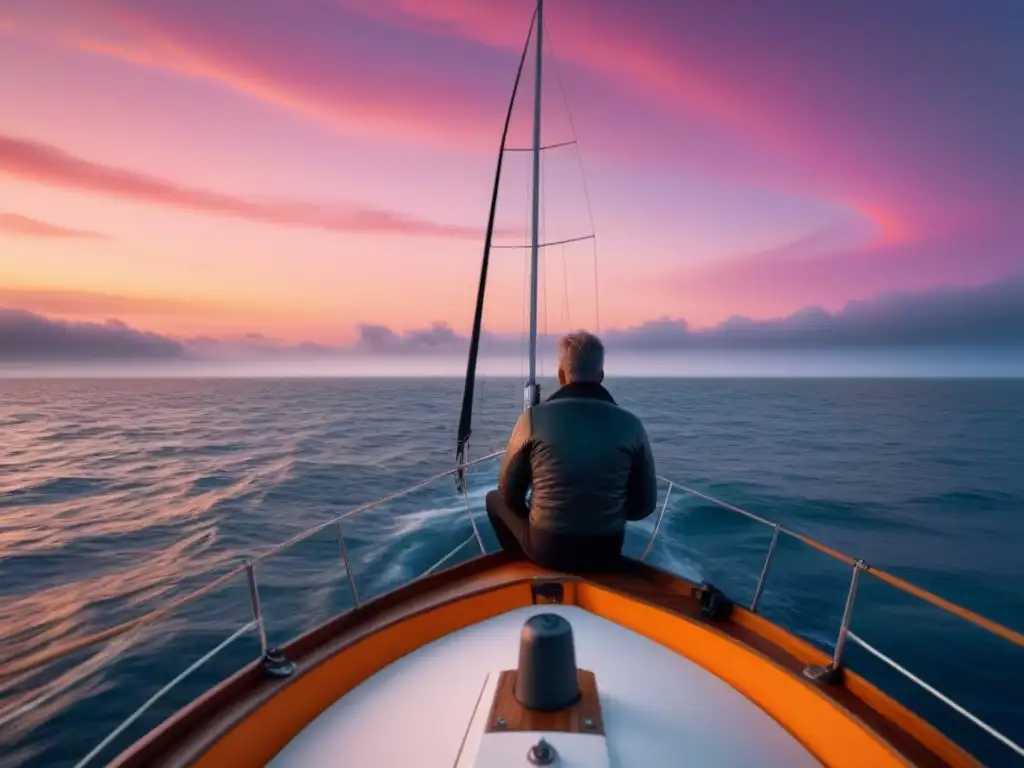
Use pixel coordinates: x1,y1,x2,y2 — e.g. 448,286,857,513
1,378,1022,766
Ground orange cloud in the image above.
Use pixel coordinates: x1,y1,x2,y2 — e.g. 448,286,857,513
0,135,484,239
0,212,107,239
0,287,222,318
843,199,911,245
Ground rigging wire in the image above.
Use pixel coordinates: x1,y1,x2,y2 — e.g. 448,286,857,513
521,148,531,390
546,28,601,333
561,242,572,329
541,137,549,379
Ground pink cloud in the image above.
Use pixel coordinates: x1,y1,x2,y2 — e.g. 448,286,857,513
32,1,771,180
33,2,953,235
10,0,1023,318
669,226,1024,322
397,1,1024,310
340,0,737,122
0,134,485,239
341,1,1024,242
29,2,1023,236
0,212,106,239
50,2,507,152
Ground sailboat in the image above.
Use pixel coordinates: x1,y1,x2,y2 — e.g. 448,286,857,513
4,2,1022,766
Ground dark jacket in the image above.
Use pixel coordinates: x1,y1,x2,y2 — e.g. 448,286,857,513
497,382,658,536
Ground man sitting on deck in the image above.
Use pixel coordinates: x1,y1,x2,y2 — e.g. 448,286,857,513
485,330,658,572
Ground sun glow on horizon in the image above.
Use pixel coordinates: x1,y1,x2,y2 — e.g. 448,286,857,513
1,0,1022,352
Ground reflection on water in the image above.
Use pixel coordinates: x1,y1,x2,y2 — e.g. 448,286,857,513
1,377,1023,767
0,378,532,765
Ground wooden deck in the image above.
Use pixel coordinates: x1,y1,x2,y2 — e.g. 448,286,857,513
485,669,605,735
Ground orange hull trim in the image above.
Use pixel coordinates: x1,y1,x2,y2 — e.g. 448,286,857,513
180,562,976,768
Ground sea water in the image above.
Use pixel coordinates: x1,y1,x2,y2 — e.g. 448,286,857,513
1,378,1022,766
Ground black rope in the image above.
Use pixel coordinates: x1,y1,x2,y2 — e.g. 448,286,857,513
455,7,538,491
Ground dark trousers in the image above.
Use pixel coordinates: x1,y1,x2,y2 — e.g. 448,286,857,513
485,490,625,573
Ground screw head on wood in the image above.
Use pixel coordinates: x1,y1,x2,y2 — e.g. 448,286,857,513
527,738,558,765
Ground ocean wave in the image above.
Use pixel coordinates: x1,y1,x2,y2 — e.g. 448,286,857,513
0,377,1021,766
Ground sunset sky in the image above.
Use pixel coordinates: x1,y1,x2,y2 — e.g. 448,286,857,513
2,0,1023,356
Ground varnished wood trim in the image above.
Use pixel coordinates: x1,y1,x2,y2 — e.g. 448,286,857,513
575,583,914,768
486,670,604,735
867,566,1024,648
582,563,980,768
108,554,979,768
194,582,532,768
730,608,978,768
109,552,520,768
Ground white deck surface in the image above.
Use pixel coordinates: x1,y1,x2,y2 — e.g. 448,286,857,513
268,605,822,767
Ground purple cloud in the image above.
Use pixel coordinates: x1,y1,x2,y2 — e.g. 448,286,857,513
354,322,466,355
620,270,1024,350
0,310,185,361
2,272,1022,364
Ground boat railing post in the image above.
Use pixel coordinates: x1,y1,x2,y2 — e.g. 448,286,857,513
832,559,865,666
803,559,866,685
640,481,673,562
245,560,296,678
336,520,361,608
245,561,268,659
749,525,780,613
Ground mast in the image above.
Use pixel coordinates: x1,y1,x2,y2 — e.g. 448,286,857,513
455,7,538,489
524,0,544,411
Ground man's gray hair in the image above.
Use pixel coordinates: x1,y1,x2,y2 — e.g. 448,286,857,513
557,330,605,383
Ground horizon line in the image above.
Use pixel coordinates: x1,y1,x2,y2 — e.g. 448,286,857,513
2,372,1023,381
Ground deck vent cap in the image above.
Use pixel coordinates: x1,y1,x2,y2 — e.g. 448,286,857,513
514,613,580,711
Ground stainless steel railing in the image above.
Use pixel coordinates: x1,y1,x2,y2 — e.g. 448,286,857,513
2,452,1022,763
0,450,503,765
641,474,1024,760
